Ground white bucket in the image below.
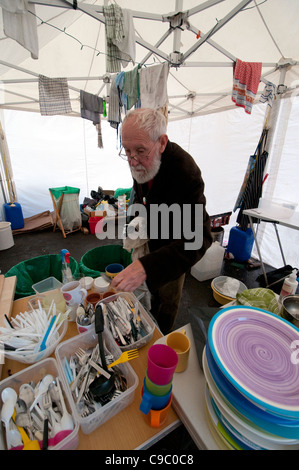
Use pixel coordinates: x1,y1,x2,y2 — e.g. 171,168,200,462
0,221,14,250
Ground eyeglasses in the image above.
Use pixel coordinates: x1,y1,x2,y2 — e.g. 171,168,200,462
118,141,157,162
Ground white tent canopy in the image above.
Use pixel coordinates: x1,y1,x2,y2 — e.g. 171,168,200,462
0,0,299,270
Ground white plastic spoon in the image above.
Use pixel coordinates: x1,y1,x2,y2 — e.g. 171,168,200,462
29,374,54,411
1,388,17,428
56,378,74,431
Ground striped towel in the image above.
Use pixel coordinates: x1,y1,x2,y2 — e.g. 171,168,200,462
259,82,276,108
232,59,262,114
80,90,103,124
39,75,72,116
103,4,125,73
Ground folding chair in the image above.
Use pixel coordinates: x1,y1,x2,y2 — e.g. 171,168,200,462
49,186,82,238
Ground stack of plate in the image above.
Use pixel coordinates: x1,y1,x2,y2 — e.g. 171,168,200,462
203,305,299,450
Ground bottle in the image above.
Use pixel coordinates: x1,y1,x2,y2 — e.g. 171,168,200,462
279,269,298,302
61,249,73,283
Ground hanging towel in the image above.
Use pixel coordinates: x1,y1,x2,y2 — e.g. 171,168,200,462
123,65,140,110
80,90,103,124
94,120,103,149
113,8,136,69
38,75,72,116
0,0,39,59
108,75,122,130
103,4,125,73
232,59,262,114
139,63,169,109
259,82,276,108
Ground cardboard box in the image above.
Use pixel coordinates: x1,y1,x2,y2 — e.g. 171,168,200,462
83,208,107,218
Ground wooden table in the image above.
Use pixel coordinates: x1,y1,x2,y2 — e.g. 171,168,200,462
1,296,180,450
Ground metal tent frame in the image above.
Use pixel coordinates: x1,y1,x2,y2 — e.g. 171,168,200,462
0,0,298,120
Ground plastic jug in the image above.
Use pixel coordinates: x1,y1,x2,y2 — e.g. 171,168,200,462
191,242,225,282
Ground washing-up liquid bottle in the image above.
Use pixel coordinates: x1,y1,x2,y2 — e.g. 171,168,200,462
279,269,298,302
61,248,73,283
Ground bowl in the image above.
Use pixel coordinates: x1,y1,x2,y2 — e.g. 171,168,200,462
94,276,110,292
211,276,247,305
105,263,124,279
282,295,299,321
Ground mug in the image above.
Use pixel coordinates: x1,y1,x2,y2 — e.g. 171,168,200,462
140,380,172,415
61,281,87,307
166,329,191,373
147,344,178,386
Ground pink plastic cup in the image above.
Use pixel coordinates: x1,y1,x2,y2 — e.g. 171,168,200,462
147,344,178,385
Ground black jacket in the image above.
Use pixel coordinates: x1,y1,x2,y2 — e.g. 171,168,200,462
132,140,212,293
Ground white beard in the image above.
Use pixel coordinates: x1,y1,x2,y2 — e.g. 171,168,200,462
130,152,161,184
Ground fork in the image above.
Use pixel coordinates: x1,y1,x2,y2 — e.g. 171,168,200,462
107,349,139,368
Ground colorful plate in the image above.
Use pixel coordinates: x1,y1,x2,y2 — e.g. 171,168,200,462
203,347,299,450
208,306,299,418
205,341,299,439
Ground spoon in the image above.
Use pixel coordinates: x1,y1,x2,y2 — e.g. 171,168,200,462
5,421,23,450
55,378,74,431
12,410,40,450
89,306,115,401
1,388,17,427
19,383,35,408
30,374,54,411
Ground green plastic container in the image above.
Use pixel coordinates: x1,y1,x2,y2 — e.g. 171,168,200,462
5,254,80,299
79,245,132,278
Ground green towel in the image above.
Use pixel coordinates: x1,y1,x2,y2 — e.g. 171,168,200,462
237,288,281,316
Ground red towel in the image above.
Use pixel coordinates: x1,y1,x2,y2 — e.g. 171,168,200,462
232,59,262,114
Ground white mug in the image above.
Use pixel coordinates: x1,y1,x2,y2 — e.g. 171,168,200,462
61,281,87,307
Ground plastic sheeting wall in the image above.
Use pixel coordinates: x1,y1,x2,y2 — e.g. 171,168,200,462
2,98,299,270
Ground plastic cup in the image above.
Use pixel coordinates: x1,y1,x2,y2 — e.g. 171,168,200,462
166,329,191,373
145,371,172,396
145,394,173,428
139,380,172,415
147,344,178,385
86,292,102,308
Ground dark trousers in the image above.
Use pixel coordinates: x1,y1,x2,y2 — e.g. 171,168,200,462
150,274,185,335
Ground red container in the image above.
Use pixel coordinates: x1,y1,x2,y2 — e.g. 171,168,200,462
88,216,103,235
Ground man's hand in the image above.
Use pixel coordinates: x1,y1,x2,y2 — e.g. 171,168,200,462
110,259,146,292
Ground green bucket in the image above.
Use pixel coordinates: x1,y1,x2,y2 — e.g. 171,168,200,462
79,245,132,278
5,254,80,299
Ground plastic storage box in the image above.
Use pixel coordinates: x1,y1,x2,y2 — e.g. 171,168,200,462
55,328,139,435
258,197,297,219
98,291,155,351
32,276,62,294
0,358,79,450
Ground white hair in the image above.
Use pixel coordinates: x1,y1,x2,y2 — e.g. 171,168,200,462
121,108,167,141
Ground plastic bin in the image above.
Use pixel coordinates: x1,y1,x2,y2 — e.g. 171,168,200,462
88,216,104,235
32,276,62,294
0,358,79,450
226,226,254,263
55,328,139,435
98,291,155,350
5,254,80,299
79,245,132,278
